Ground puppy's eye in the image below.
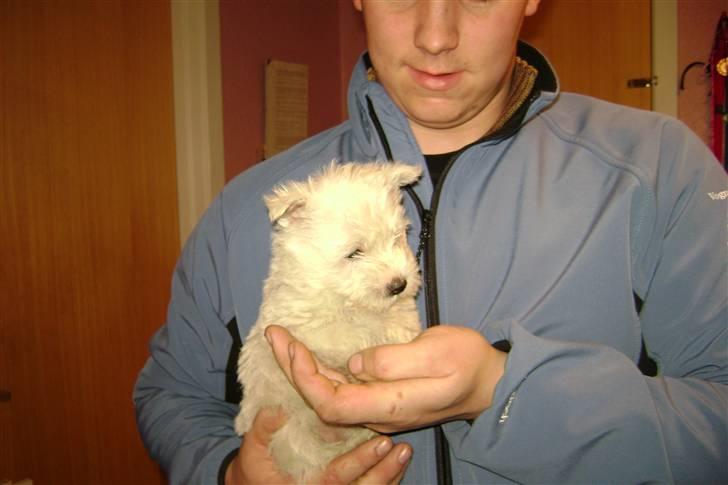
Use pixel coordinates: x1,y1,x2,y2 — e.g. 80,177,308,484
346,249,363,259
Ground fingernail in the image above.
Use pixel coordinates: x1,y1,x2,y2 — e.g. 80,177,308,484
288,342,296,359
348,353,362,374
375,438,392,457
397,446,412,464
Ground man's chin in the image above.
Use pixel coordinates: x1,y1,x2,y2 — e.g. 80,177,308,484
407,111,474,131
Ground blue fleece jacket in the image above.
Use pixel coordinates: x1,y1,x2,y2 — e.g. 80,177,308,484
134,44,728,484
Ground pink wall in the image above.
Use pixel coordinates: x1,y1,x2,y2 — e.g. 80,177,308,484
219,0,366,180
338,2,367,119
678,0,728,148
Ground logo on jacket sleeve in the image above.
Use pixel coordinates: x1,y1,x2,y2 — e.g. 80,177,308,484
708,190,728,200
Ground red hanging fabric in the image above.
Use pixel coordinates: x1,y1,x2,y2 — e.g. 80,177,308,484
709,12,728,168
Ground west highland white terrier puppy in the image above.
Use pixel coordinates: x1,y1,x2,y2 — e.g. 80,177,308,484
235,161,423,482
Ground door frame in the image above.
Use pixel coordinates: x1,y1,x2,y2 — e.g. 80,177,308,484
652,0,678,117
171,0,225,247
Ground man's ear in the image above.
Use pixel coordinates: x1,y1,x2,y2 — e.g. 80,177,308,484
352,0,363,13
525,0,540,17
263,183,307,228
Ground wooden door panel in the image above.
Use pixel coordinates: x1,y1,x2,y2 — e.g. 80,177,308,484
521,0,652,110
1,2,177,483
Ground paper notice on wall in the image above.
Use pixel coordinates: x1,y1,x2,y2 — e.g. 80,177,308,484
264,59,309,159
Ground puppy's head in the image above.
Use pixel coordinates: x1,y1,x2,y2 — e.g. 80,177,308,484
264,161,422,311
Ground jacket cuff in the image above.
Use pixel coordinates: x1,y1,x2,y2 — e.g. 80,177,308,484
217,447,240,485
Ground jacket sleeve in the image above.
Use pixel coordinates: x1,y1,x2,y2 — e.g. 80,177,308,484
133,195,241,484
448,121,727,483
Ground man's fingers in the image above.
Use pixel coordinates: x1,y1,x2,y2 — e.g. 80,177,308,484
347,343,424,382
289,353,452,431
250,406,287,445
288,340,344,410
348,327,488,382
348,335,444,382
266,325,348,387
322,436,411,485
236,407,294,485
358,443,412,485
266,325,295,382
322,436,391,484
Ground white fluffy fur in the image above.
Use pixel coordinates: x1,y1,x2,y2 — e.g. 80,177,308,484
235,161,423,482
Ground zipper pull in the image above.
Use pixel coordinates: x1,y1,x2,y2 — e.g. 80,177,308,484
416,209,432,264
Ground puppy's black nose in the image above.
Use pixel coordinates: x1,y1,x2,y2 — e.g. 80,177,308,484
387,278,407,296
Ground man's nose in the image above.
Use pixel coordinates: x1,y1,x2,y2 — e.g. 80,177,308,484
414,0,460,56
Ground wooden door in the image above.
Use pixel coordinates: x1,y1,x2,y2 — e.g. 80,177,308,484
0,1,178,483
521,0,653,110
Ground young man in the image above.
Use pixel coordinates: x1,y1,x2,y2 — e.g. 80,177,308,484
134,1,728,483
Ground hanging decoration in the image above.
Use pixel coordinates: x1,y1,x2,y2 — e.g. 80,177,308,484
709,12,728,168
680,12,728,170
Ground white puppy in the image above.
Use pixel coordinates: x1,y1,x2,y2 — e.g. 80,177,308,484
235,161,423,482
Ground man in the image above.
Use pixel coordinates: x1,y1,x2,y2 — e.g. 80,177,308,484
134,1,728,483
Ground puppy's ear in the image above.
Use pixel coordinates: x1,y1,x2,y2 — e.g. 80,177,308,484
386,162,423,187
263,183,307,228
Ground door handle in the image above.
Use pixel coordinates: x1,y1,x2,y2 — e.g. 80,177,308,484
627,77,657,88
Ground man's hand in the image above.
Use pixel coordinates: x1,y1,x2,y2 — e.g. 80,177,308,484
225,406,412,484
225,407,291,485
266,325,507,433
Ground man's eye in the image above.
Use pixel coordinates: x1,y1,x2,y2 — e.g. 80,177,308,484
386,0,415,11
347,249,364,259
461,0,492,13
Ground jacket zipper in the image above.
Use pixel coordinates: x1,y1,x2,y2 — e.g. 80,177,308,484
361,49,549,482
422,152,461,324
366,96,453,485
365,75,542,480
418,155,461,485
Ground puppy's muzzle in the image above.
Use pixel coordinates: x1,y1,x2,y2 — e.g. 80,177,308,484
387,278,407,296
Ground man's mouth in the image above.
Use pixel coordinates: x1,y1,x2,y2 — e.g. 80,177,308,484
408,66,462,91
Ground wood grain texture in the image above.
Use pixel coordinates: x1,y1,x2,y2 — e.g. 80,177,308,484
0,1,178,483
521,0,652,110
